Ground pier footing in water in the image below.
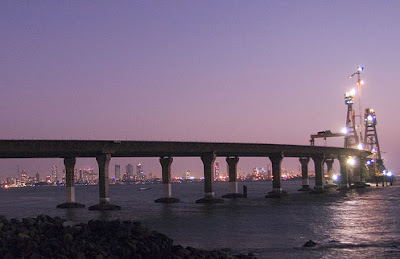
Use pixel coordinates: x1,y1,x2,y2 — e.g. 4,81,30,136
56,202,85,209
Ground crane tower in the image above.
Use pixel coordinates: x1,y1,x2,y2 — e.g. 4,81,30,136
363,108,385,173
344,89,359,148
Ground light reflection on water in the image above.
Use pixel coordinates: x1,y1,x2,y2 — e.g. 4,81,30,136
1,180,400,258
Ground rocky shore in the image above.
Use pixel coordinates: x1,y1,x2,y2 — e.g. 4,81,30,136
0,215,256,259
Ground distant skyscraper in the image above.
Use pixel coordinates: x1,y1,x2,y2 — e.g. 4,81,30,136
136,163,144,180
74,169,78,183
214,161,220,180
79,169,83,182
51,165,58,183
115,164,121,180
126,164,134,180
35,172,40,183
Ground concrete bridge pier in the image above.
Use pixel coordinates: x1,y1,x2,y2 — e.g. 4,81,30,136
196,152,223,203
155,157,180,203
298,157,310,191
266,152,286,198
222,157,244,198
57,157,85,208
312,154,325,193
338,155,349,190
89,154,121,210
325,158,335,186
352,156,367,188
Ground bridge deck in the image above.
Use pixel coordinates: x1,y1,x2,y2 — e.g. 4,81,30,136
0,140,370,158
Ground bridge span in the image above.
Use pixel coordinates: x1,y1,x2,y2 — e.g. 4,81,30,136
0,140,370,209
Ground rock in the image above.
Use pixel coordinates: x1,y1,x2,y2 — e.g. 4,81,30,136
62,221,79,228
63,233,73,243
303,240,317,247
18,233,31,239
0,215,256,259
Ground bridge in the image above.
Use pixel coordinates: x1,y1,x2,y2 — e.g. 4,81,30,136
0,140,371,210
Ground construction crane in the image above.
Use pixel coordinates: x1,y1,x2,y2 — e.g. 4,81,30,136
348,66,365,144
310,130,346,146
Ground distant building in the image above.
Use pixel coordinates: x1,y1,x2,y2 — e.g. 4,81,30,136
51,165,58,183
35,172,40,183
126,164,134,180
214,161,220,180
136,163,144,180
185,170,191,179
115,164,121,180
74,169,78,183
6,177,15,185
78,169,83,182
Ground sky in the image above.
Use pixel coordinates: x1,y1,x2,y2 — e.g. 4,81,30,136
1,1,400,179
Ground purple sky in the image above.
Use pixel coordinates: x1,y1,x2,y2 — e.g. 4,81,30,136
1,1,400,179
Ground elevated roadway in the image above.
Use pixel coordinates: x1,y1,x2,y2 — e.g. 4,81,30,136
0,140,370,209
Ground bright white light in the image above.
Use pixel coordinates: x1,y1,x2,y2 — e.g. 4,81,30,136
367,115,374,121
332,175,339,181
350,88,356,96
358,66,364,72
347,157,356,166
357,143,364,150
387,172,393,177
372,148,377,153
360,80,365,85
341,127,349,134
367,160,371,165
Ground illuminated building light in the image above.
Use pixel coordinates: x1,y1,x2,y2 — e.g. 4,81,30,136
347,157,356,166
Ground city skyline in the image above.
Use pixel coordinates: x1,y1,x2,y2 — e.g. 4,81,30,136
1,1,400,178
2,158,310,183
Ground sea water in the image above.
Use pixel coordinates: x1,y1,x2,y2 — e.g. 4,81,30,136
1,179,400,258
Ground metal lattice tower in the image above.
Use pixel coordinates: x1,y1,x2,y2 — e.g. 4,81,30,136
363,108,385,173
344,89,359,148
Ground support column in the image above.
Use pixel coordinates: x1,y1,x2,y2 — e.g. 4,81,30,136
155,157,180,203
57,157,85,208
325,158,335,186
338,155,349,190
298,157,310,191
266,152,286,198
196,152,223,203
353,156,367,188
89,153,121,210
312,154,325,193
222,157,244,198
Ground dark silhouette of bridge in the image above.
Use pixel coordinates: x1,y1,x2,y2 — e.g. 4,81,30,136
0,140,370,209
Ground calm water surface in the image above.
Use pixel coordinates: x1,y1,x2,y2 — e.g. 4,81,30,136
1,179,400,258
